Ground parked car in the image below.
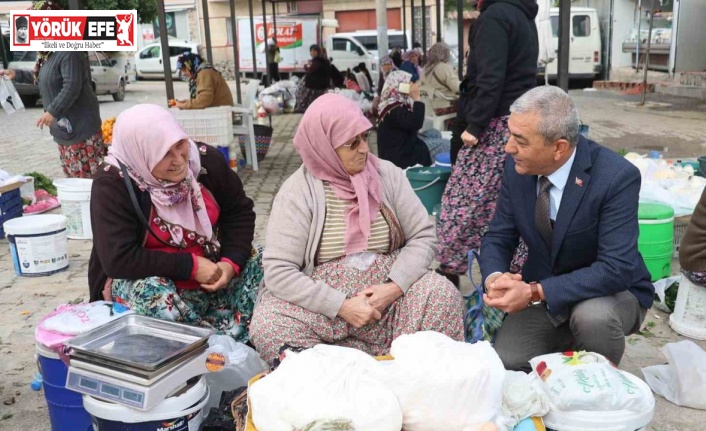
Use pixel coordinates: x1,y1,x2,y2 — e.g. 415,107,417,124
538,7,603,80
325,30,411,84
2,35,128,104
1,34,41,107
87,51,128,101
135,40,198,80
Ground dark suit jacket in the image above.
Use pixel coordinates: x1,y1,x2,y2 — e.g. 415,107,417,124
479,136,654,317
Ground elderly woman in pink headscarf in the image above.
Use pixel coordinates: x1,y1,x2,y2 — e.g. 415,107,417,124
249,93,464,364
88,104,262,343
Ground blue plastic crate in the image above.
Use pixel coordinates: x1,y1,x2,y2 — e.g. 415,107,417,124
0,189,23,239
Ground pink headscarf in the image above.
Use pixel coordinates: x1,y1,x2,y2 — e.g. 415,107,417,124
104,104,215,247
293,93,381,255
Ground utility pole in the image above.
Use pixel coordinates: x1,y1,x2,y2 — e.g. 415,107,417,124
436,0,442,42
229,0,241,104
202,0,213,64
456,0,463,81
639,3,655,106
376,0,390,59
156,0,174,102
557,0,571,91
248,0,257,79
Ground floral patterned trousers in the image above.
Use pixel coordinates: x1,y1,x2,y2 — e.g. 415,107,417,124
112,244,264,343
249,251,465,365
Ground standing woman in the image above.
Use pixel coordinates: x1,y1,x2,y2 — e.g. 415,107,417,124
174,52,233,110
0,51,104,178
295,54,332,113
421,42,461,115
436,0,538,284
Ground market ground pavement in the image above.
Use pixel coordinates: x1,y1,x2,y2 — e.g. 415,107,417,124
1,81,705,430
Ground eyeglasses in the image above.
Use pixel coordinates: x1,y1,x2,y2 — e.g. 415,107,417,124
341,130,371,150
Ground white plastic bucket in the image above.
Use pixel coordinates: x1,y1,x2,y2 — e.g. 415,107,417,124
669,275,706,340
83,376,209,431
54,179,93,240
544,372,654,431
3,214,69,276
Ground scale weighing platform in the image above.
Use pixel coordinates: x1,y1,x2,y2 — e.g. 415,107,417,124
65,315,226,411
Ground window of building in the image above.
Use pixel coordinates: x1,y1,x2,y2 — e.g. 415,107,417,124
287,2,298,13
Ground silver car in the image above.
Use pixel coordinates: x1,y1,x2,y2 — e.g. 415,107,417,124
0,42,127,105
87,51,127,101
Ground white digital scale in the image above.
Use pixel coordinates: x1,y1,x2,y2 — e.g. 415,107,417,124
64,315,227,411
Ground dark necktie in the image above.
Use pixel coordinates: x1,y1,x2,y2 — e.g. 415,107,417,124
536,176,553,250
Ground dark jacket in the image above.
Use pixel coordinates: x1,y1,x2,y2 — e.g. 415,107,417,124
16,52,101,145
304,57,332,90
479,137,654,317
680,187,706,272
88,144,255,302
377,102,432,169
460,0,539,138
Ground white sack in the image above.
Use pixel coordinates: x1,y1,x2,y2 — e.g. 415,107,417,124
497,371,551,431
249,344,402,431
40,301,133,335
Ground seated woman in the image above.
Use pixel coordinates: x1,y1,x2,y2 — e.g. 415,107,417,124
344,69,362,92
250,94,464,365
680,187,706,286
353,62,373,93
420,42,461,116
295,55,332,113
400,49,422,82
174,53,233,110
377,71,449,168
88,104,261,342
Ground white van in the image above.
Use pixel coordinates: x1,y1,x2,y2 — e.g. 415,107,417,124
541,7,602,80
325,30,411,84
135,40,198,80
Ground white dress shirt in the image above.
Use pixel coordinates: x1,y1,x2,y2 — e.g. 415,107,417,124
538,147,577,221
483,148,577,286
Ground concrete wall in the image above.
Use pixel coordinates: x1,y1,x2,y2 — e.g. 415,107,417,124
610,0,636,70
674,0,706,73
321,0,441,47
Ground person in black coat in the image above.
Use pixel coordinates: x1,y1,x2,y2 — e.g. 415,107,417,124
452,0,538,163
376,71,432,169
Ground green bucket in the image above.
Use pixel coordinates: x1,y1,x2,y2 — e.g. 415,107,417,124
406,167,451,214
638,203,674,281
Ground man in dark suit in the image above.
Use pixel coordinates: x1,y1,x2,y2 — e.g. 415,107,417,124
479,86,654,371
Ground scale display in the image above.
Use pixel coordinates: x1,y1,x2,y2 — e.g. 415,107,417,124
67,372,146,408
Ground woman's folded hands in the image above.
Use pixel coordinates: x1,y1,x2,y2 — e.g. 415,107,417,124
196,257,236,292
337,282,403,328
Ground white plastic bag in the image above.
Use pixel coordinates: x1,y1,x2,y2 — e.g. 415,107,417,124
40,301,133,335
652,275,680,313
379,332,506,431
529,351,654,412
0,77,25,115
642,340,706,410
249,344,402,431
497,371,551,431
204,335,267,415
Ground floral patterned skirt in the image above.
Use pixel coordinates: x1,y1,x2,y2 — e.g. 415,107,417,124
112,244,264,343
295,83,328,113
57,132,107,178
683,269,706,286
436,116,527,275
249,251,465,365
